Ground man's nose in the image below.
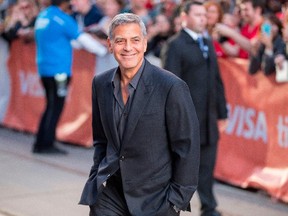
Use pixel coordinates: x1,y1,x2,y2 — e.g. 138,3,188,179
124,41,132,51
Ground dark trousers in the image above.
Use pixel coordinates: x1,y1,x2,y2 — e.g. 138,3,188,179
89,173,179,216
89,173,131,216
33,77,70,150
198,142,218,215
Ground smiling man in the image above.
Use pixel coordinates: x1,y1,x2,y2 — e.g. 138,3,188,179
79,13,200,216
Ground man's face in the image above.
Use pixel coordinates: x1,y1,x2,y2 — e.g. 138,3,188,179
71,0,88,13
108,23,147,73
18,0,34,17
184,4,207,34
240,2,255,24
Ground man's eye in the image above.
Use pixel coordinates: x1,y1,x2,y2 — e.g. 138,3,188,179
115,39,125,44
133,38,140,42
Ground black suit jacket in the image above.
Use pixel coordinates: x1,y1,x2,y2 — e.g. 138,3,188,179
79,59,200,215
162,30,227,145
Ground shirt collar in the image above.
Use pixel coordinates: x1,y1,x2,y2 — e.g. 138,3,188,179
183,27,203,41
112,59,145,90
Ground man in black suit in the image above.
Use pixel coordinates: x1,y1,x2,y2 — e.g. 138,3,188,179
162,1,228,216
79,13,200,216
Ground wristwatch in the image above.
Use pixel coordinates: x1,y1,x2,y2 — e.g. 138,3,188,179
173,205,181,213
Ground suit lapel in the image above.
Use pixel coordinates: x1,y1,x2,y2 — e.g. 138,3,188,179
121,61,155,147
181,29,197,45
104,70,121,151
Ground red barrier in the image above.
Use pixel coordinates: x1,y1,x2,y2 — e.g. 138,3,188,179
3,40,95,146
215,58,288,203
2,40,288,203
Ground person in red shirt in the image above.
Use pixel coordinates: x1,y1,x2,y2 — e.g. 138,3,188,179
219,11,241,57
238,0,265,58
215,0,266,59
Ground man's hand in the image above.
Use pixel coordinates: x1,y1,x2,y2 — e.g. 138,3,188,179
218,119,228,133
275,54,286,70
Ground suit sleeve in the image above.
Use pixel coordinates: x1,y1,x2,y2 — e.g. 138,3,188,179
249,45,264,75
89,77,107,177
215,61,228,120
165,80,200,210
263,37,286,75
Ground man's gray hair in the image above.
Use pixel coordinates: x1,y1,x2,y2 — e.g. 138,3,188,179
108,13,147,39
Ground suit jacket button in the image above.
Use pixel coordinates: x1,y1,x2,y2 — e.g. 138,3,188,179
120,155,125,161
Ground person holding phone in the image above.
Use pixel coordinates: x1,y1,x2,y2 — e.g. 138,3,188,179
249,13,286,75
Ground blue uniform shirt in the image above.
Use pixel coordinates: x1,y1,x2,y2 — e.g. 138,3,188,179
35,6,80,77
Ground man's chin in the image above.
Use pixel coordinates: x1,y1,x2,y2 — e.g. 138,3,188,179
119,61,137,70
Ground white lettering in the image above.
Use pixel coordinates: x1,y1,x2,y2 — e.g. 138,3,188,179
236,106,245,137
243,108,255,139
277,116,288,148
226,104,236,135
225,104,268,144
254,112,268,143
19,71,44,97
35,18,49,30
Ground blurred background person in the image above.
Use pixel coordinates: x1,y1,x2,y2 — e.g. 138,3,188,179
93,0,125,34
32,0,107,154
218,9,242,57
36,0,51,10
0,0,15,121
90,0,125,75
121,0,154,27
4,0,39,43
215,0,266,59
145,12,173,66
276,0,288,21
0,0,15,18
70,0,103,32
162,1,228,215
0,0,14,43
218,0,236,13
151,0,178,18
275,2,288,70
265,0,282,16
204,0,226,57
249,13,286,75
170,4,183,34
94,0,106,11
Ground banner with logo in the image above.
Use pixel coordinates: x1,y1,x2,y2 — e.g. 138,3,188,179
2,40,95,146
215,58,288,203
1,40,288,203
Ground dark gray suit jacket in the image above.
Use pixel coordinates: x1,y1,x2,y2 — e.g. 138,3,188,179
162,30,228,146
79,59,200,215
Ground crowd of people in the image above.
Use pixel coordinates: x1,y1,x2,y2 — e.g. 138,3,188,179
1,1,288,216
1,0,288,73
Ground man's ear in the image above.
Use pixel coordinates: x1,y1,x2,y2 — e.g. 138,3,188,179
144,38,147,53
107,38,113,53
180,12,187,28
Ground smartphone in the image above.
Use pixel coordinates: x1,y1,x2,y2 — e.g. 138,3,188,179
261,23,271,36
